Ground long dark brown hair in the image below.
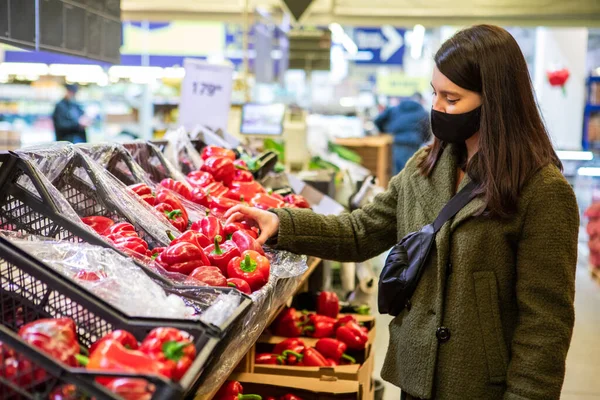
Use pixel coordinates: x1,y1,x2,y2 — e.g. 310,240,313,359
419,25,561,218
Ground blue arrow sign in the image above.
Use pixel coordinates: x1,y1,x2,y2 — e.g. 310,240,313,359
354,26,405,65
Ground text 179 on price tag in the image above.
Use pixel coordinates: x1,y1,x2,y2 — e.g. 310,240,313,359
179,59,234,132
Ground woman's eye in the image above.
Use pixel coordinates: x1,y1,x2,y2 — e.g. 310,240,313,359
432,91,437,96
447,98,458,104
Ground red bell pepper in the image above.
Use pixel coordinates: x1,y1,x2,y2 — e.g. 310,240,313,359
210,196,242,215
231,230,265,255
273,308,303,337
336,321,368,350
1,343,46,386
273,338,306,356
317,292,339,318
160,178,193,200
74,270,107,281
283,194,310,209
282,347,328,367
304,314,336,338
270,192,285,202
250,193,285,210
81,339,172,381
234,169,254,183
281,394,304,400
224,222,258,240
90,330,139,355
104,378,155,400
191,214,225,243
49,384,78,400
81,216,114,235
203,181,230,198
201,145,236,161
110,235,149,256
155,189,189,224
205,236,241,275
129,183,156,206
155,203,188,232
201,156,235,187
147,247,166,259
103,222,137,237
18,318,80,367
333,315,358,331
139,327,196,381
157,242,208,275
215,381,262,400
227,250,270,291
187,170,215,188
225,181,265,202
187,266,228,287
315,338,356,364
190,187,211,207
255,353,285,365
227,278,252,294
168,230,212,251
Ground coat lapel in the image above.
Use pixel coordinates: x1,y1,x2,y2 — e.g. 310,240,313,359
408,144,456,223
407,144,485,230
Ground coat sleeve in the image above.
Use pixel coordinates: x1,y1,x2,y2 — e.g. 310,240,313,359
271,172,402,262
504,173,579,400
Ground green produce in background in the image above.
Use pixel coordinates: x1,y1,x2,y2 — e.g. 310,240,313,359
328,142,362,163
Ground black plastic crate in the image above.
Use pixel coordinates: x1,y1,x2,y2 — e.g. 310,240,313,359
0,152,253,336
0,236,219,399
122,141,179,184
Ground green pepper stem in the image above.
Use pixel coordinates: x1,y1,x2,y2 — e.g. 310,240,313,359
205,209,210,216
282,350,303,361
240,195,245,202
166,210,182,220
239,254,257,273
355,304,370,315
75,354,89,367
303,325,315,332
341,353,356,364
238,395,262,400
212,235,223,255
151,253,160,260
166,230,176,241
227,282,237,288
163,340,191,362
79,344,89,356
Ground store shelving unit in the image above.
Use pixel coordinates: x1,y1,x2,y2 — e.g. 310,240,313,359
582,76,600,150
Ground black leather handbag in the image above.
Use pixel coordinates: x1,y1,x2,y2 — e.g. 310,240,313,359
378,181,478,316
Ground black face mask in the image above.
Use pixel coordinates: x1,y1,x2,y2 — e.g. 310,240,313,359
430,106,482,143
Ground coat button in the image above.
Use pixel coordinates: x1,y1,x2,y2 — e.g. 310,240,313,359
405,299,412,311
436,326,451,343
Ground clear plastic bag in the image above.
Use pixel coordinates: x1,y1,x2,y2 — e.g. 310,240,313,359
163,127,205,175
16,143,179,246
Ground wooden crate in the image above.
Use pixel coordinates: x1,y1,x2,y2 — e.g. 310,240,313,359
334,135,393,188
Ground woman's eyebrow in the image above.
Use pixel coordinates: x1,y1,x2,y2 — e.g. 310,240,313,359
430,82,460,97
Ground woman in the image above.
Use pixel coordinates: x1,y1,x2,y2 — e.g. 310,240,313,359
226,25,579,399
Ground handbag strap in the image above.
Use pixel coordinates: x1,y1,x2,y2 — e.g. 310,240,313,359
432,180,479,233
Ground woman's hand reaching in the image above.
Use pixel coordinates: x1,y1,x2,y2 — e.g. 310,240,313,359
225,205,280,245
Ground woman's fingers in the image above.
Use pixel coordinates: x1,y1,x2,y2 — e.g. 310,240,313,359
223,204,279,245
225,211,245,225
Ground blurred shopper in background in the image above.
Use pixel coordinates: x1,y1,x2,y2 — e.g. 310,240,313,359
52,84,89,143
374,92,429,174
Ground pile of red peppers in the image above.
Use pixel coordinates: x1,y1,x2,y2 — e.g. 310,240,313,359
216,381,305,400
3,318,197,399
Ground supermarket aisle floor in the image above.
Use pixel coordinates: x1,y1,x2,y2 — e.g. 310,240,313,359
371,244,600,400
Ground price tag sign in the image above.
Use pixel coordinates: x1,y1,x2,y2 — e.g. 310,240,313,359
179,58,234,132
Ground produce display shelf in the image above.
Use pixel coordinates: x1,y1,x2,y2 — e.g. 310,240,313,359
194,257,323,400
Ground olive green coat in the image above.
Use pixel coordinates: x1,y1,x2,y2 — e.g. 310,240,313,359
272,145,579,400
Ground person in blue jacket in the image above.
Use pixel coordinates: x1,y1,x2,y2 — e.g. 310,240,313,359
52,84,89,143
374,93,429,174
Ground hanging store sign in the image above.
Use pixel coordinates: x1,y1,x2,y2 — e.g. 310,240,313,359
354,26,405,65
179,59,234,132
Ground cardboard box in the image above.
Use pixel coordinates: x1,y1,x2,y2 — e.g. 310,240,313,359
230,372,375,400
